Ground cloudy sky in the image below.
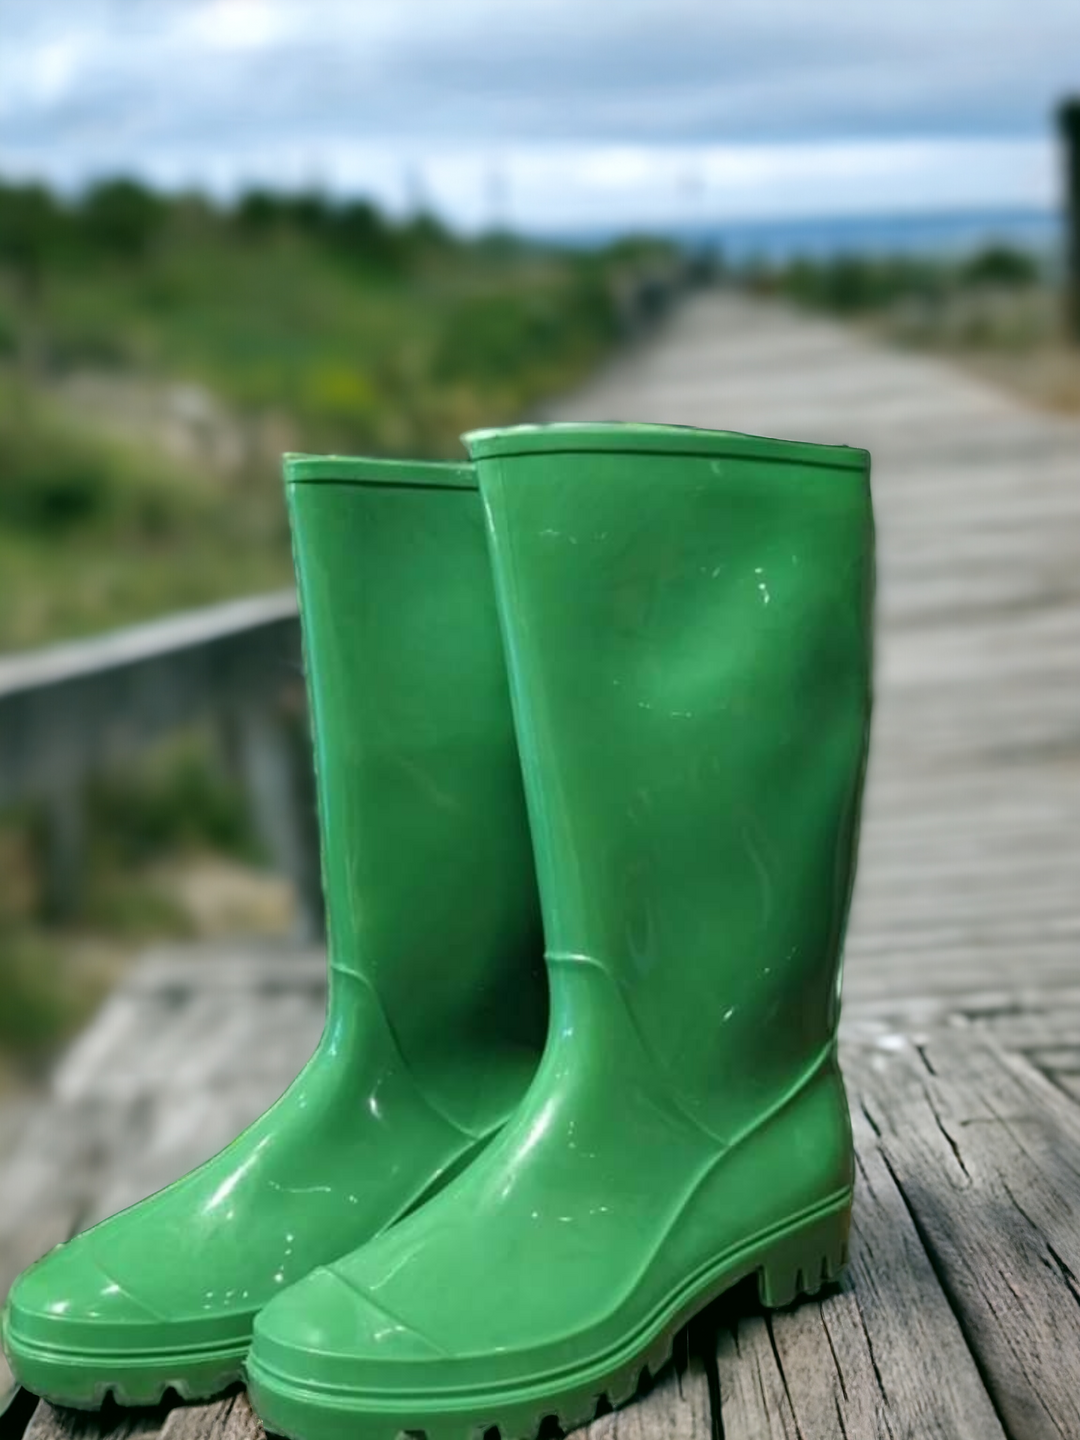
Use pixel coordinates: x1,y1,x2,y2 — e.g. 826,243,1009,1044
2,0,1078,230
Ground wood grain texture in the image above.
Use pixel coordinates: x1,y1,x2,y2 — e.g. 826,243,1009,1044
848,1032,1080,1440
159,1393,260,1440
575,1354,712,1440
712,1107,1007,1440
21,1402,170,1440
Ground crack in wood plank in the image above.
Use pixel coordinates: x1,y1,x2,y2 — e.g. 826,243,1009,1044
850,1033,1080,1440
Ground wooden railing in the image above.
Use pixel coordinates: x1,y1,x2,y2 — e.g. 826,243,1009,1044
0,592,324,938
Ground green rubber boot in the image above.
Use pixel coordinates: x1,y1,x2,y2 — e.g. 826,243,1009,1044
1,456,546,1409
247,423,873,1440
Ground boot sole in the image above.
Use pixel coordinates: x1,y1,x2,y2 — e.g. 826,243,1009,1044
0,1308,247,1411
247,1190,852,1440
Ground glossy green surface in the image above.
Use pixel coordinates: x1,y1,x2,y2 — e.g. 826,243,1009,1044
465,419,867,468
247,422,875,1440
1,456,546,1409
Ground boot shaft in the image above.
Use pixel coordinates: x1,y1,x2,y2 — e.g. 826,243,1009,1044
285,455,546,1132
466,424,873,1133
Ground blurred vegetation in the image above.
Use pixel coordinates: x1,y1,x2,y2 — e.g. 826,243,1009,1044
740,241,1080,413
0,729,267,1078
0,178,623,440
742,243,1063,354
0,731,272,1082
0,176,679,1079
0,379,290,650
750,244,1037,314
0,175,664,651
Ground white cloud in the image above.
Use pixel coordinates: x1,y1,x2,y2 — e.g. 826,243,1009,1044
25,37,83,103
182,0,296,52
0,0,1075,225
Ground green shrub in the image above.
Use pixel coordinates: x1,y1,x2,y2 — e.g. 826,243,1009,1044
771,244,1043,319
79,179,169,261
0,182,63,277
0,175,629,644
0,932,78,1056
961,244,1040,288
86,734,261,870
780,254,944,314
0,391,114,532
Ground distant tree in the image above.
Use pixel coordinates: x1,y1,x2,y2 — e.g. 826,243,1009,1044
234,188,457,271
395,210,456,270
0,394,113,533
775,253,944,313
961,245,1038,288
79,179,167,259
234,188,283,234
0,181,63,279
326,200,401,270
278,191,331,235
0,181,66,372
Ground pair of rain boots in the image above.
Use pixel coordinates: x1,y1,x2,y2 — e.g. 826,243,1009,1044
2,423,874,1440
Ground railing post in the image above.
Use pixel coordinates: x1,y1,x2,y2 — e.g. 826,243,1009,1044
230,696,324,943
41,780,85,922
1060,97,1080,342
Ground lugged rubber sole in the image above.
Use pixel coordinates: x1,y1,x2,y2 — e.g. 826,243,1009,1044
0,1310,246,1411
247,1193,851,1440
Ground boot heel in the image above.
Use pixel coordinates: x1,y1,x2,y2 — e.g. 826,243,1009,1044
756,1201,851,1308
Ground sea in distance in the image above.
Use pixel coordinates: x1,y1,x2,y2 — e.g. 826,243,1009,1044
546,207,1061,264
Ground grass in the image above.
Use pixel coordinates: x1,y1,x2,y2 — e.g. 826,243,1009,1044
0,728,273,1084
0,180,644,651
0,376,295,650
743,244,1080,414
0,179,661,1079
24,227,617,454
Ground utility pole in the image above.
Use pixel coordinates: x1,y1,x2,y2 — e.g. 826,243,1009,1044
1059,97,1080,340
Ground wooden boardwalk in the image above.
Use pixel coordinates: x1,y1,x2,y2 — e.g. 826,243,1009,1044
4,292,1080,1439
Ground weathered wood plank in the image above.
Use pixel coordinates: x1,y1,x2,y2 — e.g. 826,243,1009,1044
843,951,1080,1010
577,1353,712,1440
21,1402,171,1440
159,1393,260,1440
711,1106,1007,1439
848,1032,1080,1440
844,985,1080,1038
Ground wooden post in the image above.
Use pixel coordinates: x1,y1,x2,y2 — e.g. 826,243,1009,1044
41,781,85,921
232,698,324,943
1060,97,1080,341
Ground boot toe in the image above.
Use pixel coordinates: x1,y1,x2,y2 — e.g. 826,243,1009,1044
3,1225,254,1406
3,1236,186,1405
254,1264,447,1379
6,1235,167,1343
